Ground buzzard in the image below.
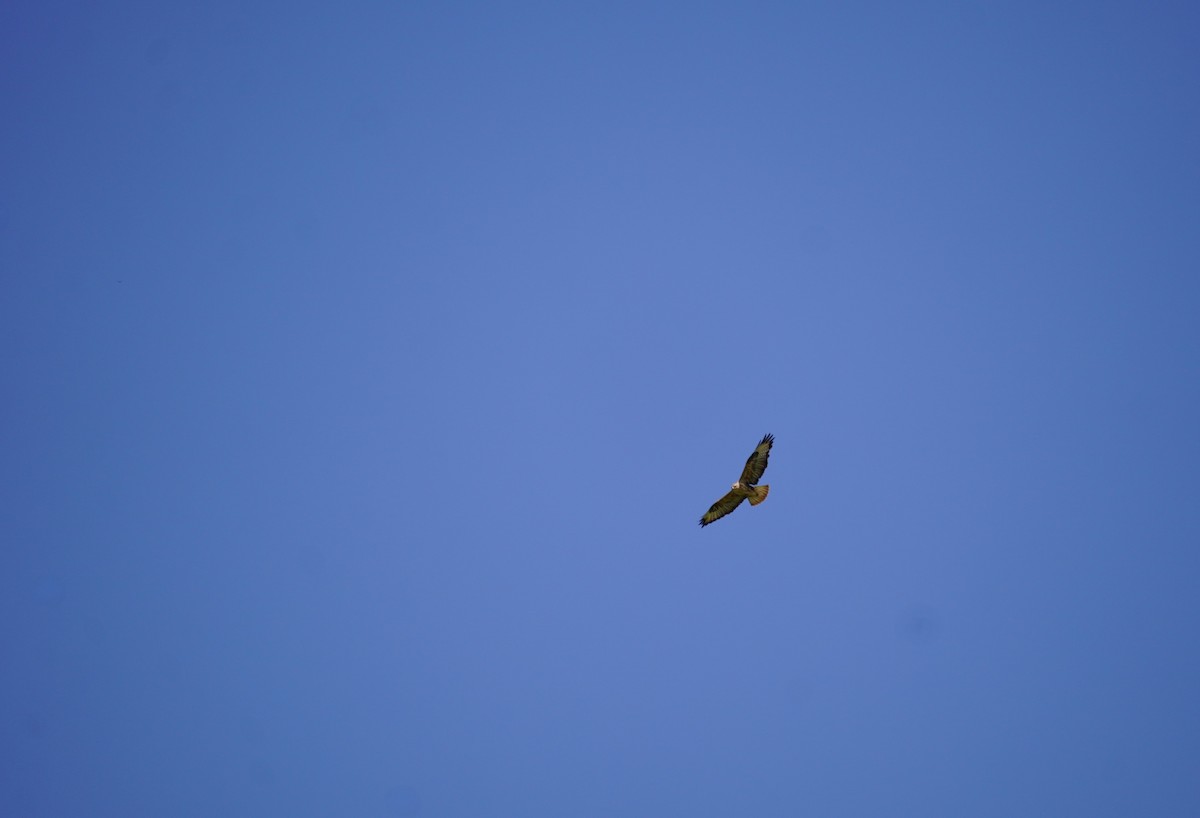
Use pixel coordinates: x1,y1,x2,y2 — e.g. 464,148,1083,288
699,433,774,527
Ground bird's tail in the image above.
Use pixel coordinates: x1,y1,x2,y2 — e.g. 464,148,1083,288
748,484,770,505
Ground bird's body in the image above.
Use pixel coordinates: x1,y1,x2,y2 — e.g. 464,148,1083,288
699,433,774,527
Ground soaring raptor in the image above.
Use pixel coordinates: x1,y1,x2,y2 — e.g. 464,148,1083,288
699,433,774,527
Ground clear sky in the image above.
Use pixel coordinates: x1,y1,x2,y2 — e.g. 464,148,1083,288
3,2,1199,816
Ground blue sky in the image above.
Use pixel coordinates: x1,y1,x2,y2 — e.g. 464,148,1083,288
3,2,1199,815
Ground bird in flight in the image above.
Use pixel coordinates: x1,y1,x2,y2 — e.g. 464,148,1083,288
699,433,774,527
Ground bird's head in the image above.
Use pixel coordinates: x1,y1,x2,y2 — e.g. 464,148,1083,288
731,481,743,491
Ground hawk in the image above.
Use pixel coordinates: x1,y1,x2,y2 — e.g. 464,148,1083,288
699,433,774,527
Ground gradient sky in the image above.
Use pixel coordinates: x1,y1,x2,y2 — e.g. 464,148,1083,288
3,2,1199,816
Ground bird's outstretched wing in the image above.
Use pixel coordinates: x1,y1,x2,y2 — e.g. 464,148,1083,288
700,490,746,527
738,433,774,485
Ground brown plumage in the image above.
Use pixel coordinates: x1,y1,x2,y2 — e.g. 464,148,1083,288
699,433,774,527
